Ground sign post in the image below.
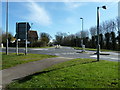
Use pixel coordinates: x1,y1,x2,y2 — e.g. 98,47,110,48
16,39,18,55
16,23,18,55
16,22,30,55
25,22,27,55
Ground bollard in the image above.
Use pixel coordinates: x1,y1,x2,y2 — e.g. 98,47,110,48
82,45,85,52
1,43,3,48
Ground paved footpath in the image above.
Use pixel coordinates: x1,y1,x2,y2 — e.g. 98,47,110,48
0,57,73,88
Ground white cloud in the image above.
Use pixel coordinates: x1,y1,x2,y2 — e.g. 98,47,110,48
64,2,83,10
24,1,52,26
3,0,120,2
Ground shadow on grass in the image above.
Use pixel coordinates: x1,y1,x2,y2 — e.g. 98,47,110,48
12,60,98,83
17,54,25,56
2,53,25,56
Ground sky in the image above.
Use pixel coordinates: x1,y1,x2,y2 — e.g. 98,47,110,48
1,0,119,40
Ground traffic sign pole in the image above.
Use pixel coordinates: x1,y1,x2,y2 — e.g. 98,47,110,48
25,22,27,55
16,23,18,55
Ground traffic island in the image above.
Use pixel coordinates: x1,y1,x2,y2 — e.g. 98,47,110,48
76,51,87,53
94,52,110,55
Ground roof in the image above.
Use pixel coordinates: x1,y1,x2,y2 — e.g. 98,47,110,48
28,30,38,38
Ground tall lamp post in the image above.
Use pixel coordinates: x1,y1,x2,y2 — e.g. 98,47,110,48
80,17,85,52
6,0,8,55
97,6,106,61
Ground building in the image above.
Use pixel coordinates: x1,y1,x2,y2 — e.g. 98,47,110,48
28,30,38,43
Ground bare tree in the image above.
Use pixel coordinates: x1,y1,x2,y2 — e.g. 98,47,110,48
89,26,97,37
80,30,89,38
101,20,116,33
116,17,120,33
55,32,64,45
40,32,51,46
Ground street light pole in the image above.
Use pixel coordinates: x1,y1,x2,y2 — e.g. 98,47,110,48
97,6,106,61
97,7,100,61
80,18,83,45
80,17,84,52
6,0,8,55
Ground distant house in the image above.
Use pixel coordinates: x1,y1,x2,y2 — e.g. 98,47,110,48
28,30,38,43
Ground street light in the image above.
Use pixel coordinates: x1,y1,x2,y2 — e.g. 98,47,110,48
97,6,106,61
80,17,85,52
6,0,8,55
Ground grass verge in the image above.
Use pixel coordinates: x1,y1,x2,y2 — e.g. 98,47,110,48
9,46,54,48
7,58,119,88
1,53,56,70
73,47,119,52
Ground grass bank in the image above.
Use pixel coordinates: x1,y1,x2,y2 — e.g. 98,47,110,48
73,47,119,52
7,58,119,88
1,53,56,70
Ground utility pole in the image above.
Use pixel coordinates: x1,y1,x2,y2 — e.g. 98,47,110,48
6,0,8,55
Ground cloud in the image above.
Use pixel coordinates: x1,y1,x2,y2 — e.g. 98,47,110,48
2,0,120,2
64,2,83,10
24,1,52,26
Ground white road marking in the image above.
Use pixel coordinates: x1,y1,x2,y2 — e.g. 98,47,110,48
55,53,60,55
31,49,48,50
61,53,78,55
90,55,97,58
57,57,74,59
111,58,118,60
90,55,118,60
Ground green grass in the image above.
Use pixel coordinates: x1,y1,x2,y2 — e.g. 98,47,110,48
1,53,56,70
9,46,54,48
73,47,119,52
7,58,119,88
27,46,54,48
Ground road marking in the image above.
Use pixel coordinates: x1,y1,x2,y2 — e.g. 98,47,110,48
54,52,78,56
55,53,60,55
90,55,97,58
57,57,74,59
90,55,118,60
61,53,78,55
111,58,118,60
31,49,48,50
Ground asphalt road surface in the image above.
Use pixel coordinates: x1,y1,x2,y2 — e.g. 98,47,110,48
1,46,119,62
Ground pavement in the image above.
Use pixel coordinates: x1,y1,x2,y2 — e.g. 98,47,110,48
1,57,73,89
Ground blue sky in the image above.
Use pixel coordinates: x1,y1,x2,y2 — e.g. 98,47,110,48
2,1,118,39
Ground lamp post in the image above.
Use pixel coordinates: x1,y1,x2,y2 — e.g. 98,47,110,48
97,6,106,61
6,0,8,55
80,17,85,52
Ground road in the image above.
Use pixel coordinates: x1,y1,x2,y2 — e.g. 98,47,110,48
1,46,119,62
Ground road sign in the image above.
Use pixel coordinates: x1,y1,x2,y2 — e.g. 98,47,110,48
16,22,30,40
